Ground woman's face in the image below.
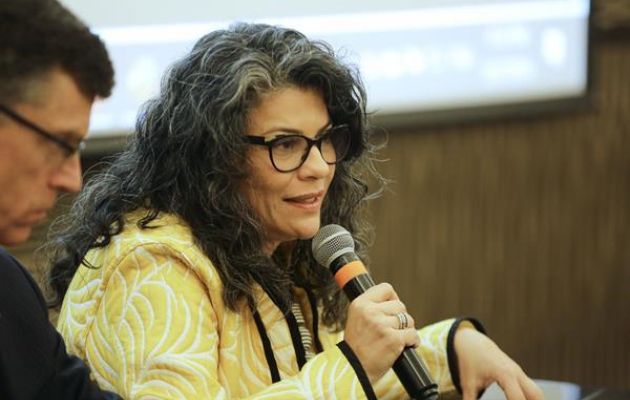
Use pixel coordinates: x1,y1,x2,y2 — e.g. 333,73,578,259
242,86,335,255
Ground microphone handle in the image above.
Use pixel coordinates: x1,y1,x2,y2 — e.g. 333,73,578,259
342,273,439,400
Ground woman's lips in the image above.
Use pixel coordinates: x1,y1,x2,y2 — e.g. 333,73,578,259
284,191,324,209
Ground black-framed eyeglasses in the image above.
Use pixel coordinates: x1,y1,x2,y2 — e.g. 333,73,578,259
245,124,352,173
0,103,84,157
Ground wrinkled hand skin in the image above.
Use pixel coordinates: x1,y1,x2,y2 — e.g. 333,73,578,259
343,283,420,383
455,327,544,400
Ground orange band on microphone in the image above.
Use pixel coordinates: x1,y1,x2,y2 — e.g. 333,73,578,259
334,260,368,288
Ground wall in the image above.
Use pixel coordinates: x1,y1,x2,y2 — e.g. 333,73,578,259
367,33,630,389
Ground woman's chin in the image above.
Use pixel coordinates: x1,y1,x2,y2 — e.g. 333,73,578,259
294,222,322,241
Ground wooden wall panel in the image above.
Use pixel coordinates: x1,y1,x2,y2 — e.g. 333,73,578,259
367,37,630,389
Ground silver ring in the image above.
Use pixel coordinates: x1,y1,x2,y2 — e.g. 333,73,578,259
396,312,409,330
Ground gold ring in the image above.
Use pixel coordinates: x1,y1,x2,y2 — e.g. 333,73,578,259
396,312,409,330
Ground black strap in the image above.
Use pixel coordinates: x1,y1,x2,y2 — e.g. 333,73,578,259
252,308,281,383
262,287,309,371
337,341,378,400
305,289,323,353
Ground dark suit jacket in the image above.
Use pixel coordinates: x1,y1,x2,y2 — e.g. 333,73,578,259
0,247,120,400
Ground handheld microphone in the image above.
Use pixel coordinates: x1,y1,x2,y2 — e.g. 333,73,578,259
312,224,439,400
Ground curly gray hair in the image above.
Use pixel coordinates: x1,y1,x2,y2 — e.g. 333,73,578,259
47,22,385,328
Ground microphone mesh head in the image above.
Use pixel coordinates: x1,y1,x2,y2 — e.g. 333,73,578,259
312,224,355,268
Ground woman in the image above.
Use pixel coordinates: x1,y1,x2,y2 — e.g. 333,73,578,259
48,23,542,399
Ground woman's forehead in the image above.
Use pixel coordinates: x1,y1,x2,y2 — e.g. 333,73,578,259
246,86,329,135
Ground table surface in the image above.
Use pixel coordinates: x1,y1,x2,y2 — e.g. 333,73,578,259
478,380,629,400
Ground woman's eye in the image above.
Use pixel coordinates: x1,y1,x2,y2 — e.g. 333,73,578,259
274,137,302,151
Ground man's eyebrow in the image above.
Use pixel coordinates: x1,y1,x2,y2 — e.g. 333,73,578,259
54,130,84,145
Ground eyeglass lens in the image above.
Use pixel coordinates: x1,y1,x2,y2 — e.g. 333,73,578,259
270,126,350,171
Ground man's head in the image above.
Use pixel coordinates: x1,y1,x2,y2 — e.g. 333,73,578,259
0,0,114,245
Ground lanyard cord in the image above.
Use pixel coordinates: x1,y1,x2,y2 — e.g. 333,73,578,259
251,307,281,383
251,287,321,382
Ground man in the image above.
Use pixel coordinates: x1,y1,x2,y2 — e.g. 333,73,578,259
0,0,120,398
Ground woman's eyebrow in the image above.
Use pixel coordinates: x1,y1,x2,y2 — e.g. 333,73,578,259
314,123,335,139
259,120,333,137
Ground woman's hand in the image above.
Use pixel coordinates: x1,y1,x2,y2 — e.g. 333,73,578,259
343,283,419,384
455,327,544,400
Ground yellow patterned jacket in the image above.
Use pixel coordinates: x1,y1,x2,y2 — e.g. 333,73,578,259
58,212,470,399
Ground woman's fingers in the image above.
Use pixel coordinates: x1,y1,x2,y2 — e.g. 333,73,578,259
378,299,407,314
391,311,415,330
496,375,527,400
360,282,400,302
463,377,542,400
519,374,544,400
454,327,543,400
379,328,420,355
343,282,421,383
373,299,416,329
351,284,416,330
401,327,421,348
462,383,478,400
497,363,543,400
486,364,543,400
